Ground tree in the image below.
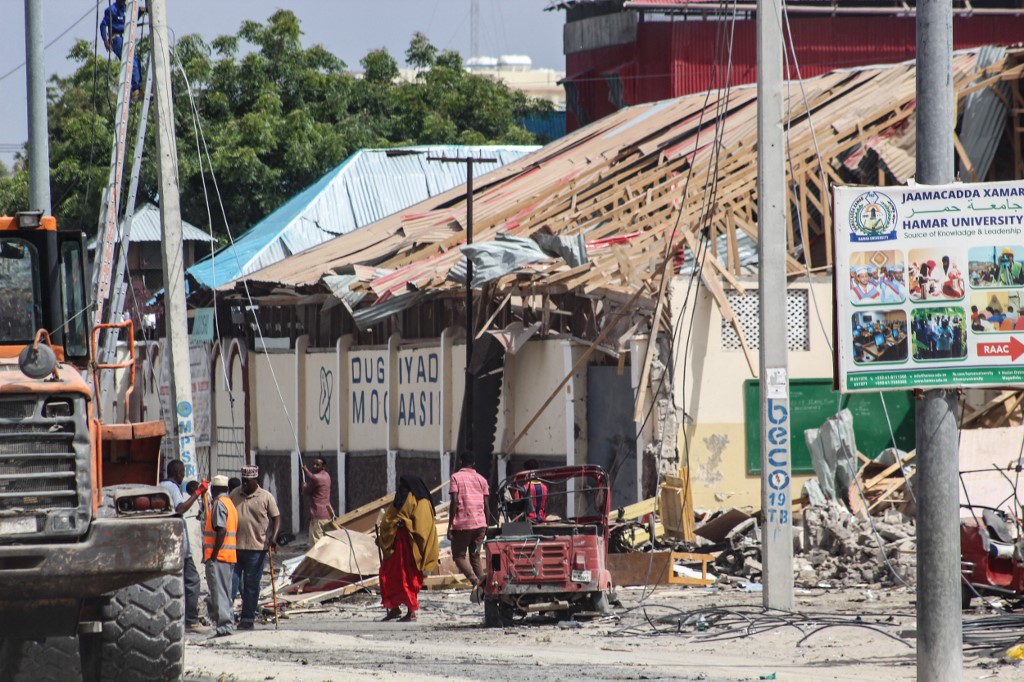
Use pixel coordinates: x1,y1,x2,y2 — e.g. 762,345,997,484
361,49,399,84
405,32,436,69
0,15,552,240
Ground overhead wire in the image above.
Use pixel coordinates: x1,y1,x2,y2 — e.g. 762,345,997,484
632,0,740,603
168,39,307,480
775,0,923,592
0,3,100,86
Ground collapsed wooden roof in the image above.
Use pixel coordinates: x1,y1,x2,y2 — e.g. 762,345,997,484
229,48,1024,323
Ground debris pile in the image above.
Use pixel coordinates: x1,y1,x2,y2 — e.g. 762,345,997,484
796,505,916,587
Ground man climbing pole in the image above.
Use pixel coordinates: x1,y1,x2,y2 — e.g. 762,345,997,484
100,0,144,99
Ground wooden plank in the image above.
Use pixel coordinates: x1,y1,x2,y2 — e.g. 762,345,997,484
332,482,448,533
953,132,981,182
423,574,473,590
668,552,716,587
287,576,380,607
863,450,916,490
659,469,695,542
607,551,674,587
611,496,657,522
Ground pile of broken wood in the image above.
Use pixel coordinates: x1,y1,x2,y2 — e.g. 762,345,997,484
258,486,473,619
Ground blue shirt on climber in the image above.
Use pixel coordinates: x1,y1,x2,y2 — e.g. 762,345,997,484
100,1,142,94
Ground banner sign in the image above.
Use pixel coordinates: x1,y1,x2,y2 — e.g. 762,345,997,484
835,181,1024,392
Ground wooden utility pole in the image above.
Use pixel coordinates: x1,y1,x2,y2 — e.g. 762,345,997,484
151,0,197,475
428,154,495,457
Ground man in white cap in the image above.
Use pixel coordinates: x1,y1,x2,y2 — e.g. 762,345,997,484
202,476,237,637
850,265,880,302
229,464,280,630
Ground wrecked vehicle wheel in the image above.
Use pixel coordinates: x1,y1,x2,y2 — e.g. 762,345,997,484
962,584,974,610
80,574,185,681
483,600,516,628
0,636,81,681
590,591,611,614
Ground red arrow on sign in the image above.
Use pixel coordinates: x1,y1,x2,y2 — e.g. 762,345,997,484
976,336,1024,361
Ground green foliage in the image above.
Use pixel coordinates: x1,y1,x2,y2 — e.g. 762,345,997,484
0,13,553,239
405,32,437,69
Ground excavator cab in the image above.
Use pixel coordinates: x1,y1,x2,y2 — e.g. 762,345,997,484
0,212,89,365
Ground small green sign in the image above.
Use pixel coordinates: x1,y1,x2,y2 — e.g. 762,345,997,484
189,307,216,342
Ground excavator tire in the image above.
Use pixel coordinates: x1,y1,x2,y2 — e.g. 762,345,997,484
84,574,185,681
0,636,81,682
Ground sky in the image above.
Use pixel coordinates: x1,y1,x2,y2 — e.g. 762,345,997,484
0,0,565,167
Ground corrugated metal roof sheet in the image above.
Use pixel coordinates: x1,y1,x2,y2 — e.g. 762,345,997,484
88,203,214,248
232,49,1024,328
959,45,1011,181
129,203,215,242
187,145,538,290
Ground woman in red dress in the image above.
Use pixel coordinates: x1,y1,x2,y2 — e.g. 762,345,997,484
376,475,439,622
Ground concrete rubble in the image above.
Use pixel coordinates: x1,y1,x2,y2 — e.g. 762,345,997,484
796,505,916,587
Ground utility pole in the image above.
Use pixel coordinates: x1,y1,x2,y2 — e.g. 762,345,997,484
915,0,961,678
427,154,495,457
150,0,197,476
25,0,62,348
470,0,480,60
24,0,49,215
756,0,793,610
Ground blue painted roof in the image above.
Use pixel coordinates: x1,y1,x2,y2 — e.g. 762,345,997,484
187,145,539,290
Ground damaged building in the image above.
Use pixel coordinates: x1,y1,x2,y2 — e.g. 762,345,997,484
174,48,1024,536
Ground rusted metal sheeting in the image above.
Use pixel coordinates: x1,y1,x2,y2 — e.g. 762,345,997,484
233,50,1024,328
565,16,1024,129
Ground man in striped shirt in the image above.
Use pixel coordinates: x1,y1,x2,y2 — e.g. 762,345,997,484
448,451,490,585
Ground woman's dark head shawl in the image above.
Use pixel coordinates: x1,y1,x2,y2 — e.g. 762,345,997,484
394,474,435,510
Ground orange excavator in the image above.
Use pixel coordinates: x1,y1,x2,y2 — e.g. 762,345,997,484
0,213,185,679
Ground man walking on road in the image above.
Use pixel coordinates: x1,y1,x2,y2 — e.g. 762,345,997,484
160,459,209,633
203,476,237,638
448,451,490,585
302,457,333,548
229,465,281,630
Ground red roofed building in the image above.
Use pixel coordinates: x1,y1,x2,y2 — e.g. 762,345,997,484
554,0,1024,130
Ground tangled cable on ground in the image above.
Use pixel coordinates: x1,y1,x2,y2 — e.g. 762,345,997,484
608,603,913,649
962,613,1024,651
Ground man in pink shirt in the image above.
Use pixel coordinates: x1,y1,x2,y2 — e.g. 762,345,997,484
302,457,334,547
447,451,490,585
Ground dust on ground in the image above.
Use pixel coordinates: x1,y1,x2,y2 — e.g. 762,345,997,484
184,584,1021,681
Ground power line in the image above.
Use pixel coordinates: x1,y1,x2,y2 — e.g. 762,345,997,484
0,3,101,86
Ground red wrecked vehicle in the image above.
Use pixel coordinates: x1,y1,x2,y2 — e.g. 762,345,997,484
481,464,614,626
960,504,1024,608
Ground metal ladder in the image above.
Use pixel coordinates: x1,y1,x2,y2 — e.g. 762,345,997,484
91,0,154,419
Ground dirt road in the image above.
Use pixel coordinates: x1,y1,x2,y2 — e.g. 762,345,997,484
184,586,1019,681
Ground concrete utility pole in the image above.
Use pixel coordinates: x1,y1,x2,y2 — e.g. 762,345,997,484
470,0,480,60
915,0,962,678
24,0,50,215
151,0,197,475
756,0,794,611
427,154,494,456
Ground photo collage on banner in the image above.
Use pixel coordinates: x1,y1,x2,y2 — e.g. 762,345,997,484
835,181,1024,392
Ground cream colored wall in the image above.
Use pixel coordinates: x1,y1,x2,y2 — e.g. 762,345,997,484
250,352,298,451
243,335,575,459
395,347,444,448
503,340,572,456
303,351,337,451
449,343,466,453
347,348,390,450
670,277,835,510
